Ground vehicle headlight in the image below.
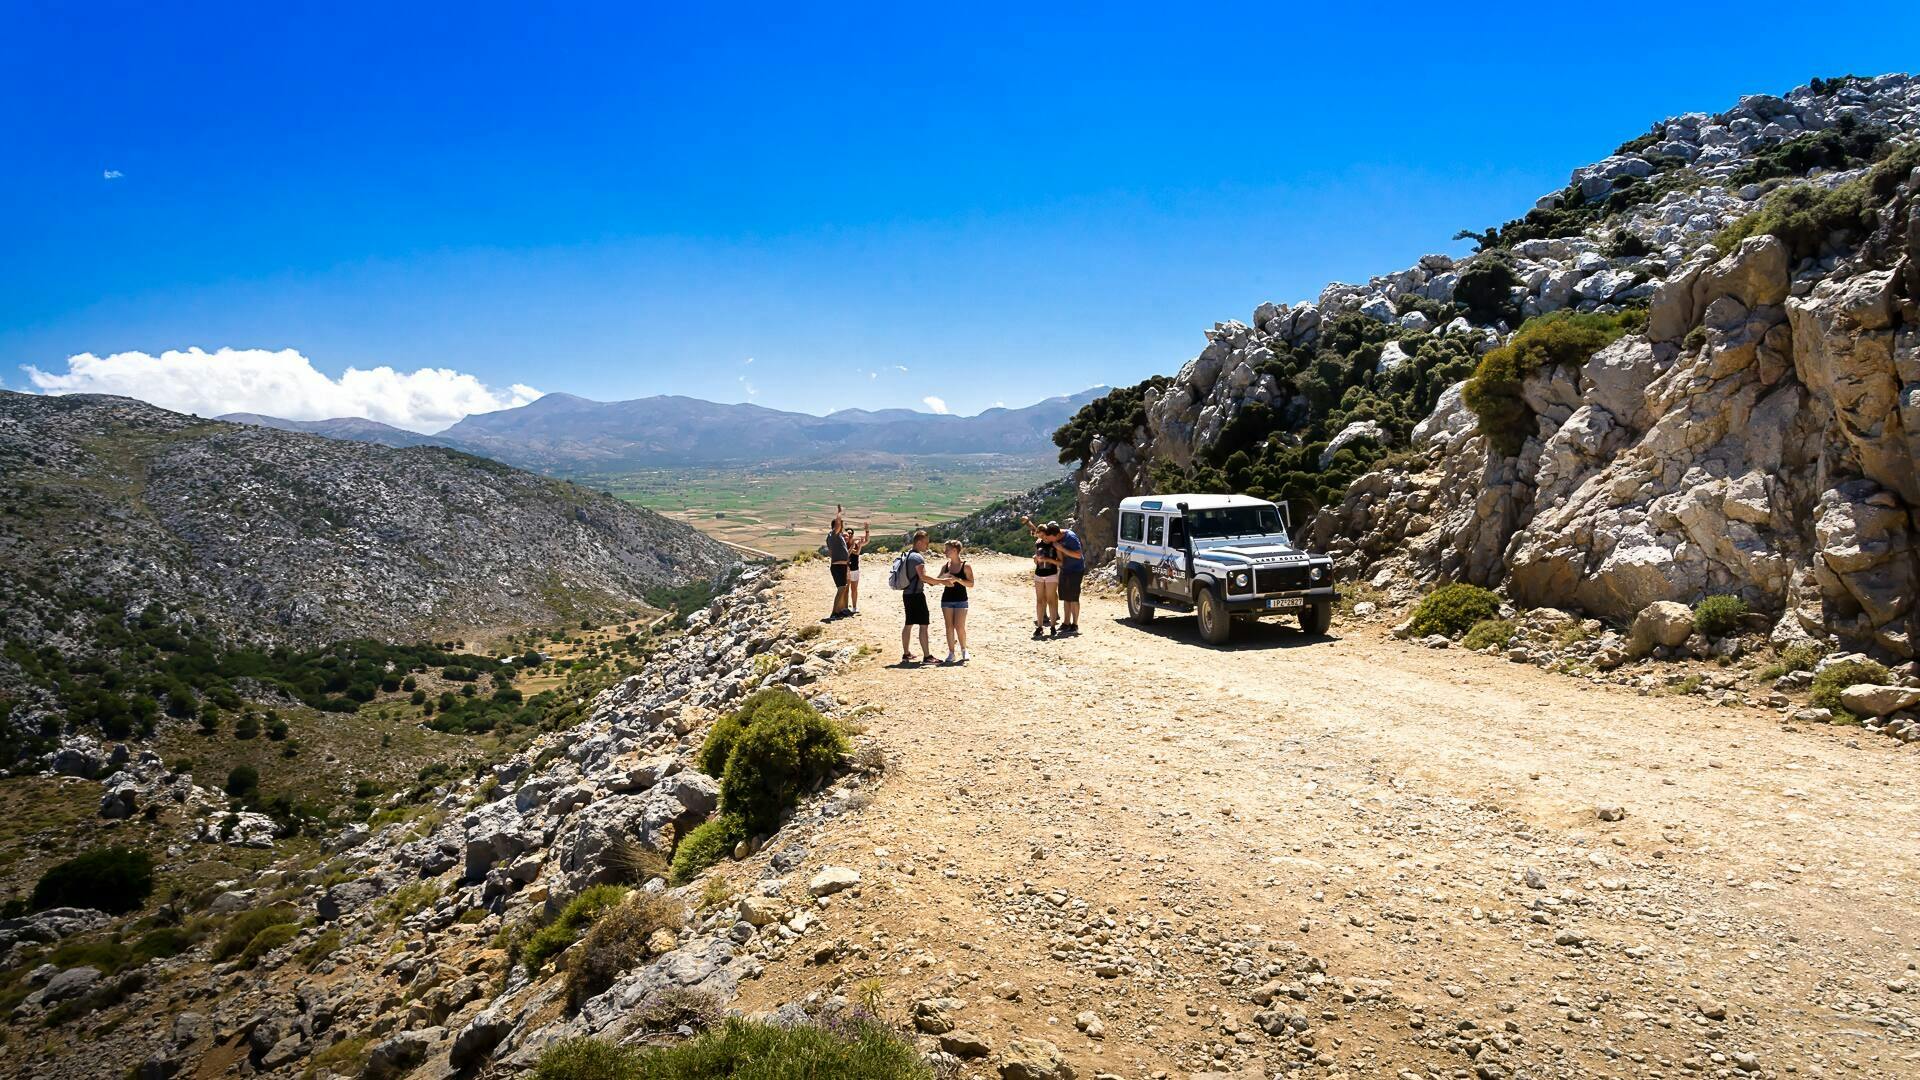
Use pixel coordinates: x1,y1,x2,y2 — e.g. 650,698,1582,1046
1310,565,1326,581
1231,571,1251,592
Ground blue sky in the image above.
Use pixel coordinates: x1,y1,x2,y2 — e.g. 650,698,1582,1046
3,2,1916,427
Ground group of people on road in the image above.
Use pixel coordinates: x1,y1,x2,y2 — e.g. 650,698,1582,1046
822,504,1082,667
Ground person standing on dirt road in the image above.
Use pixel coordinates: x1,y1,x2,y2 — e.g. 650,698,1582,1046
1022,514,1061,638
825,504,852,620
844,522,871,615
899,530,950,665
937,539,974,665
1049,521,1085,636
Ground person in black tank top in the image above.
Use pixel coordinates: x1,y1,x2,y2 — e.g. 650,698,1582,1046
938,540,974,664
1022,515,1061,638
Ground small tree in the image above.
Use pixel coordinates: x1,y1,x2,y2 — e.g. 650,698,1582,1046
225,764,260,800
32,847,155,914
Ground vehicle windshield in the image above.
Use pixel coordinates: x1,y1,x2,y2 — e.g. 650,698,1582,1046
1185,504,1285,540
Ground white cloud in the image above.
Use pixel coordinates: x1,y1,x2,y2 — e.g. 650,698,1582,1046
742,356,754,365
22,347,540,433
893,364,909,373
103,169,124,180
867,371,877,380
738,375,758,397
922,396,949,414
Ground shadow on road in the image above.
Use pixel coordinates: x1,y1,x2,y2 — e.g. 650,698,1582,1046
1112,614,1340,652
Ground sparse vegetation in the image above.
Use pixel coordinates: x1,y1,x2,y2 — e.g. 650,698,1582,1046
31,847,154,915
670,816,744,885
1713,140,1920,260
211,904,300,962
1810,659,1891,720
1461,619,1517,651
603,834,670,886
520,885,628,975
695,688,847,834
1463,308,1647,456
1407,584,1503,640
533,1020,932,1080
1691,594,1750,639
1759,641,1826,680
565,892,685,1009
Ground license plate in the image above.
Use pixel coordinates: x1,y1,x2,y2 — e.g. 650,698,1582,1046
1267,597,1303,610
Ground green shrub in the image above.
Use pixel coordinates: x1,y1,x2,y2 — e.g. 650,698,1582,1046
211,904,299,962
521,885,628,975
1809,659,1891,719
1460,619,1517,651
533,1037,647,1080
1774,641,1826,674
1691,594,1750,639
670,815,744,885
1454,255,1522,326
238,921,299,967
1463,309,1647,456
31,847,154,915
224,765,259,800
717,705,848,833
299,928,342,968
1407,584,1502,639
565,892,685,1009
1714,141,1920,260
697,688,807,777
632,1018,933,1079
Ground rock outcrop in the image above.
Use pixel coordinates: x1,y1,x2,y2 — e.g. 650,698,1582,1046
1068,73,1920,660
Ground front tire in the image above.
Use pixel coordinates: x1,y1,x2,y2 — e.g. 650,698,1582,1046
1126,574,1155,623
1196,587,1231,645
1302,601,1332,636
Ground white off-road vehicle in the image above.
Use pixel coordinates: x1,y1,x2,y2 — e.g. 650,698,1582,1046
1116,494,1337,645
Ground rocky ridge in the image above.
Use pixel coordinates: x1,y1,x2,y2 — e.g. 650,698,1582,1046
1072,74,1920,666
0,566,888,1079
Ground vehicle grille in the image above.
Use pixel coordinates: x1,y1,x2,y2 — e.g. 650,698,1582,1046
1256,565,1312,593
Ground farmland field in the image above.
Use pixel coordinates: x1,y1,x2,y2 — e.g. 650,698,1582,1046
581,455,1064,556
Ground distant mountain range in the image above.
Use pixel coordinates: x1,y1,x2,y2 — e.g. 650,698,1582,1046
218,388,1104,472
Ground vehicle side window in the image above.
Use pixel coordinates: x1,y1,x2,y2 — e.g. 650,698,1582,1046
1119,511,1143,543
1168,516,1187,547
1146,515,1165,547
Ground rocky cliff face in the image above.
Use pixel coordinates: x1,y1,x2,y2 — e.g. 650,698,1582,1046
0,392,738,649
1070,73,1920,661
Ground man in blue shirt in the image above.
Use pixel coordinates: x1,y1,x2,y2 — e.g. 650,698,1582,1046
1048,521,1085,636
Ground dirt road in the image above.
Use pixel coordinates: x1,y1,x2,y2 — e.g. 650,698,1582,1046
746,554,1918,1079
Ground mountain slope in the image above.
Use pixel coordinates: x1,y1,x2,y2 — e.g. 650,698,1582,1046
434,388,1107,470
215,412,450,449
0,392,739,655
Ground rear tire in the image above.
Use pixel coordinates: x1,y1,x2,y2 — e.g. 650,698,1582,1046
1126,574,1155,623
1302,601,1332,636
1196,587,1231,645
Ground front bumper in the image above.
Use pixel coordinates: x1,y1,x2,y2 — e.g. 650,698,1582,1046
1223,587,1339,613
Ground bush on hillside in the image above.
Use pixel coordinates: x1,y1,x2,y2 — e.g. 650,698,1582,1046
1407,584,1502,639
718,705,848,833
1691,594,1750,639
533,1019,933,1080
31,846,155,915
1809,659,1891,719
565,892,686,1009
225,764,260,799
1713,140,1920,261
1453,255,1523,326
211,904,300,962
1463,309,1647,456
237,921,300,967
533,1037,647,1080
697,689,808,777
1054,376,1170,465
520,885,628,975
1460,619,1517,651
670,815,745,886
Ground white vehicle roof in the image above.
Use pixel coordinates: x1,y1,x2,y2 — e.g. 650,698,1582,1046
1118,493,1276,512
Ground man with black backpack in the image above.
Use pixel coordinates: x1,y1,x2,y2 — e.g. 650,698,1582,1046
889,529,948,665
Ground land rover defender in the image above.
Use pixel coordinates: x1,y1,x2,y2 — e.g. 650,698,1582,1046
1115,493,1337,644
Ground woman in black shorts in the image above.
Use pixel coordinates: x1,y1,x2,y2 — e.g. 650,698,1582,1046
937,540,975,664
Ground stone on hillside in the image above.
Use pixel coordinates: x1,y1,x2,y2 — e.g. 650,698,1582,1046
449,1008,513,1072
737,895,784,927
999,1038,1074,1080
1628,601,1695,658
363,1028,437,1080
1377,340,1413,373
1320,420,1386,469
941,1030,993,1058
1838,684,1920,718
35,966,101,1004
808,867,860,897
